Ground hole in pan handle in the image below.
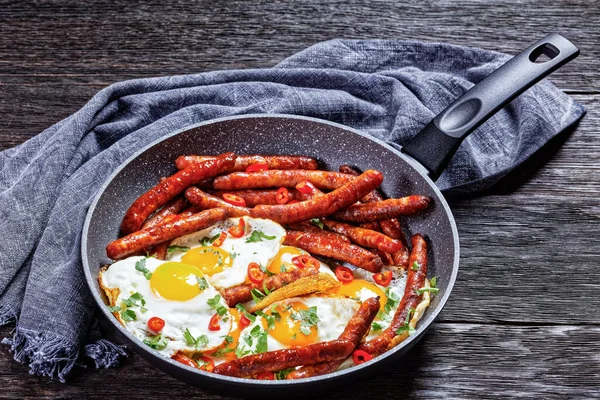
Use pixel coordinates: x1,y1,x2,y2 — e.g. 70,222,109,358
401,33,580,180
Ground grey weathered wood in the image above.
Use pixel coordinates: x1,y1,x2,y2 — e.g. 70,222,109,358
0,0,599,399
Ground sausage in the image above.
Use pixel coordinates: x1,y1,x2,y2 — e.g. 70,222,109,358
333,196,430,223
212,170,354,191
213,339,354,378
360,222,381,231
107,208,228,260
250,170,384,225
374,249,395,266
287,296,380,379
175,155,319,171
210,189,300,206
283,231,383,273
221,265,319,307
321,219,403,253
359,234,428,356
178,205,201,218
339,165,410,266
141,197,188,229
287,222,351,243
120,152,236,235
185,187,251,217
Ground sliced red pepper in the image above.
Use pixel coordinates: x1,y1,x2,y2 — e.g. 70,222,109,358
197,356,215,372
256,372,275,380
222,193,247,207
275,187,290,204
373,270,393,287
147,316,165,332
212,231,228,247
352,349,373,365
239,313,252,329
291,255,320,270
335,266,354,283
247,262,266,284
228,218,246,238
296,180,316,195
245,163,269,173
208,313,221,331
172,351,197,368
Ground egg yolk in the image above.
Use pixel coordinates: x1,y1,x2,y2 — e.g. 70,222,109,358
150,262,206,301
328,279,387,310
207,308,241,361
266,301,318,347
267,246,307,274
181,246,233,276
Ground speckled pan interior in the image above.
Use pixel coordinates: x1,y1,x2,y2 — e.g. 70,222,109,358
82,114,459,397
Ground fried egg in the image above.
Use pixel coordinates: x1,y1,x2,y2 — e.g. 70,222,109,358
167,217,286,289
234,294,360,356
99,256,232,357
267,245,336,277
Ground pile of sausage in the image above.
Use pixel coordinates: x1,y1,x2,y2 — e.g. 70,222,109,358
105,152,432,378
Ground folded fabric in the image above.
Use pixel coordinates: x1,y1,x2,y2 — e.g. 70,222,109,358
0,39,585,382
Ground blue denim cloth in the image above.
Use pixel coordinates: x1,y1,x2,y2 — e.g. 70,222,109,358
0,39,585,381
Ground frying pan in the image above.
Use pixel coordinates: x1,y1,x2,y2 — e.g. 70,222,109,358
82,34,578,397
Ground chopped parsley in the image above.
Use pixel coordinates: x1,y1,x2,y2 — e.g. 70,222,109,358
207,294,228,317
236,304,256,323
383,288,400,315
416,287,440,295
123,292,145,308
430,276,438,288
143,334,168,350
259,263,275,277
196,276,209,290
200,233,221,247
238,325,268,355
411,261,420,271
120,309,137,322
245,230,276,243
107,305,121,313
275,368,295,380
183,328,208,349
256,310,276,331
167,245,190,254
135,258,152,280
280,264,288,273
212,347,235,358
224,335,234,345
371,321,384,331
310,218,324,229
291,306,319,336
395,307,416,335
250,288,266,304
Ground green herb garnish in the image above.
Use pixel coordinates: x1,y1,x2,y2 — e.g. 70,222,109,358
184,328,209,349
143,334,168,350
371,321,383,331
120,309,137,322
196,276,209,290
207,294,228,317
167,245,190,254
275,368,295,380
200,233,221,247
291,306,319,336
245,230,277,243
411,261,420,271
135,258,152,280
310,218,324,229
250,288,266,304
236,304,256,323
395,307,416,335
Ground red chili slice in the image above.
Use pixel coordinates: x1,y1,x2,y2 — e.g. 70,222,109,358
335,266,355,283
197,356,215,372
256,372,275,380
275,187,290,204
352,349,373,365
208,314,221,331
228,218,246,238
291,255,320,270
222,193,247,207
296,180,316,195
247,262,266,284
373,270,393,287
245,163,269,173
147,316,165,332
239,314,252,329
172,352,197,368
212,231,227,247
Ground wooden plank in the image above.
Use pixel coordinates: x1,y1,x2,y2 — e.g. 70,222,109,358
1,323,599,399
0,0,598,91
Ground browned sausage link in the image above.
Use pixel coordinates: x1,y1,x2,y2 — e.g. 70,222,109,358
210,189,300,206
321,219,403,254
179,205,201,218
287,222,351,244
283,231,383,273
221,265,319,307
251,170,383,225
141,197,189,229
213,170,354,191
213,339,354,378
333,196,430,223
107,208,228,260
360,222,381,231
145,214,179,260
374,249,395,266
359,234,428,356
176,155,320,171
287,296,380,379
120,152,236,235
185,187,251,217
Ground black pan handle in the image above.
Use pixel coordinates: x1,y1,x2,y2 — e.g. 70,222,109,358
402,33,580,180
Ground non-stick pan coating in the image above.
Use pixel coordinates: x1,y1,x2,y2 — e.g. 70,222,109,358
82,114,459,397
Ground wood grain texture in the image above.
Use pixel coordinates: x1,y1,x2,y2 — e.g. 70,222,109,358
0,0,599,399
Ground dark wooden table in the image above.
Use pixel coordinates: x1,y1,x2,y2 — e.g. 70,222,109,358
1,1,599,398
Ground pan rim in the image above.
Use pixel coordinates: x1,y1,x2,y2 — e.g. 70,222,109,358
82,113,460,387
